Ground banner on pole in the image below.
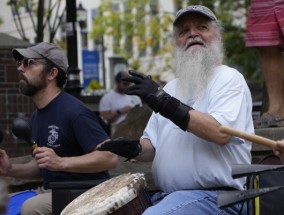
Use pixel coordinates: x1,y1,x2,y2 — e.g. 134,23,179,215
82,50,100,89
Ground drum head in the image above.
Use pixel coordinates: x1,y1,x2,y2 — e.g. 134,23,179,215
61,173,147,215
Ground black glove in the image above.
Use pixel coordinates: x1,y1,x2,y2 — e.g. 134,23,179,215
97,137,142,160
122,70,193,131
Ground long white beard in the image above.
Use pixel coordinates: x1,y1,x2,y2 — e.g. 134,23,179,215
174,38,224,104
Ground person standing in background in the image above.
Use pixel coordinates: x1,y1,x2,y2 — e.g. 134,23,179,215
99,71,142,126
246,0,284,128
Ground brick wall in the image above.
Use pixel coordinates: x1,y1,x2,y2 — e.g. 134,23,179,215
0,48,35,157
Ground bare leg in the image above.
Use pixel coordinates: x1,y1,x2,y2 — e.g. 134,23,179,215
258,46,284,119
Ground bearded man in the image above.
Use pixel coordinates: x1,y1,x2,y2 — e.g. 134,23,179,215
0,42,118,215
98,5,253,215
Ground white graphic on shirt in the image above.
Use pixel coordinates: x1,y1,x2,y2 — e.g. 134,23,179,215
47,125,60,147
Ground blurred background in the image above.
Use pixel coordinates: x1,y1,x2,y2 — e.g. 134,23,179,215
0,0,263,157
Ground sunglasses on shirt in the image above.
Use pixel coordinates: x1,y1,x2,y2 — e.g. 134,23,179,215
16,58,46,68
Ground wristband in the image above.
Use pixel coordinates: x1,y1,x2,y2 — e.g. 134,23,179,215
146,88,193,131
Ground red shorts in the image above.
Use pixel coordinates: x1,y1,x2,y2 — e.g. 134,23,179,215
245,0,284,49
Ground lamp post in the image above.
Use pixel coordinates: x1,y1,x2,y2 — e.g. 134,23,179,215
65,0,82,99
77,3,87,49
94,37,106,89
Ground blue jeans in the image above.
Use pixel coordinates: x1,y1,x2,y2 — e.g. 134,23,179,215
143,190,246,215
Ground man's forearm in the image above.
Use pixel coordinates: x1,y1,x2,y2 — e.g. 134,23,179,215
59,150,118,173
8,160,41,179
135,139,155,162
188,111,231,145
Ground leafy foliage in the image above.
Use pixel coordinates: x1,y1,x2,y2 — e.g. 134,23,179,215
218,0,260,80
94,0,259,81
91,0,174,72
7,0,65,42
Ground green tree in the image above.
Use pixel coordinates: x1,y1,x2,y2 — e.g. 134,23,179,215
91,0,174,75
7,0,65,42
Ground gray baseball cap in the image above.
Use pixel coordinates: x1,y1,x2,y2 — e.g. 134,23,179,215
173,5,218,25
12,42,69,73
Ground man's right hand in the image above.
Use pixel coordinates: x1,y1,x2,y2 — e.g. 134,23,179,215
0,150,11,176
122,70,161,103
97,137,142,160
274,140,284,163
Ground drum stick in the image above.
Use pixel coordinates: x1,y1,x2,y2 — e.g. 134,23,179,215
219,126,277,148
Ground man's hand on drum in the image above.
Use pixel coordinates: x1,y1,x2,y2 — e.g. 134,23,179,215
33,147,63,171
97,138,142,160
274,140,284,163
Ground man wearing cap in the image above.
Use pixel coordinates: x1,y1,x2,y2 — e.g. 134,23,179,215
98,5,253,214
99,71,142,126
0,42,118,215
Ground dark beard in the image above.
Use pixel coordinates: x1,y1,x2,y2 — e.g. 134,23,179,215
19,73,47,96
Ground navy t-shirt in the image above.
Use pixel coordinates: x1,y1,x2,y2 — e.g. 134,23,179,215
31,91,110,188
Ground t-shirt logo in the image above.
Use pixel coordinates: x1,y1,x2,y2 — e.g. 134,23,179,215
47,125,59,147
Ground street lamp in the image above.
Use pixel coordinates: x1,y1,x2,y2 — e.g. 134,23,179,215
77,3,88,49
65,0,82,99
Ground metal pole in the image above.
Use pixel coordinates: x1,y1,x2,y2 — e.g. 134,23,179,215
65,0,82,98
101,36,106,88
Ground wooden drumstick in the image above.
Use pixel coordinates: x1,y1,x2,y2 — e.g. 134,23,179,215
219,126,277,148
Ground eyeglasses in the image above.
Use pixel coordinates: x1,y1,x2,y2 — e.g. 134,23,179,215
16,58,45,68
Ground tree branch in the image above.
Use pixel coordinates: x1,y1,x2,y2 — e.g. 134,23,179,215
24,0,36,32
50,9,65,42
10,1,28,41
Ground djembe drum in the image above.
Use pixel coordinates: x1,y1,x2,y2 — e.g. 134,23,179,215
61,173,152,215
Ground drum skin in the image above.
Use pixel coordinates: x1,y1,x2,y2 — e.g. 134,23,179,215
61,173,152,215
